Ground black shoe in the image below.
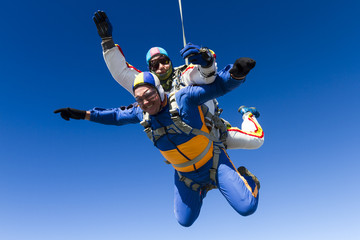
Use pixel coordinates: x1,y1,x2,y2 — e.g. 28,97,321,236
238,166,260,190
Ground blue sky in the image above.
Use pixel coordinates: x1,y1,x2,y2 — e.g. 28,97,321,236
1,0,360,239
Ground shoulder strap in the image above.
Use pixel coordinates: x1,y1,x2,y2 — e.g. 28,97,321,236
140,112,154,141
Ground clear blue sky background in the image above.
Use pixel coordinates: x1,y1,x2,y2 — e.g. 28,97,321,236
1,0,359,239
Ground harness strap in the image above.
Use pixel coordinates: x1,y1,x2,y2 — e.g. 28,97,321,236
168,94,222,143
140,90,224,191
141,111,221,148
209,145,221,185
171,140,212,168
201,104,213,128
151,124,182,142
177,171,201,191
141,91,226,146
213,115,228,144
140,112,154,142
140,112,150,128
177,144,222,192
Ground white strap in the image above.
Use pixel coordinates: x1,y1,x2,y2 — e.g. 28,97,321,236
178,0,189,65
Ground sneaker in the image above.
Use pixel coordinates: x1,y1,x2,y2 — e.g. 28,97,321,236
237,166,260,190
238,105,260,118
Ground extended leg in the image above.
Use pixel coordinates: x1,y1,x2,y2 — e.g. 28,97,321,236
173,171,204,227
226,106,264,150
216,149,259,216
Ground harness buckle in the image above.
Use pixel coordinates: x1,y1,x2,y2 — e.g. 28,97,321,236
213,146,221,154
170,109,179,118
202,184,217,192
191,183,201,191
154,127,166,136
140,119,150,128
179,176,186,182
144,127,151,133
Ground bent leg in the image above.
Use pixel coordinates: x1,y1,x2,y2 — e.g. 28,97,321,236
174,171,204,227
226,112,264,150
216,149,259,216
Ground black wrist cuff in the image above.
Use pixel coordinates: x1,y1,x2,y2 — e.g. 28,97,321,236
101,38,115,52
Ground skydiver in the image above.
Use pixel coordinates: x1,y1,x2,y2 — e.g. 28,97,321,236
54,58,261,227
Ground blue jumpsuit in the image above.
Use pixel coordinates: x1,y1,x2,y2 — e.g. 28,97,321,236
89,65,259,226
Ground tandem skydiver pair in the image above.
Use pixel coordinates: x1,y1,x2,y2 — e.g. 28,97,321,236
54,10,264,227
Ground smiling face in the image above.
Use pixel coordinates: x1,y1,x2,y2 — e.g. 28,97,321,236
134,85,162,115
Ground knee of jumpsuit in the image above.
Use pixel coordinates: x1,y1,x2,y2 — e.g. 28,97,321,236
216,148,259,216
173,170,205,227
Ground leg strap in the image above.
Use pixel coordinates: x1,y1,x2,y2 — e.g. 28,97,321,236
209,145,221,185
177,171,201,191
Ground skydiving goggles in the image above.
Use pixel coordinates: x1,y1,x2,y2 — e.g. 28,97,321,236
135,88,158,105
149,56,170,71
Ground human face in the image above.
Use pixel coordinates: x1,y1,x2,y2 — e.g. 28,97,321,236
149,55,171,75
134,85,162,115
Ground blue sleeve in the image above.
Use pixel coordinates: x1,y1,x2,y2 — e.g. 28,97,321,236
89,103,143,126
178,64,246,106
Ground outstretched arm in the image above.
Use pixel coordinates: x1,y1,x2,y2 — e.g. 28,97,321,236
54,104,143,126
93,10,141,95
54,108,88,121
89,104,142,125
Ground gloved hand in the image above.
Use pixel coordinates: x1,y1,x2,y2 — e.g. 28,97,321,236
180,43,214,67
93,10,113,40
54,108,86,121
229,57,256,79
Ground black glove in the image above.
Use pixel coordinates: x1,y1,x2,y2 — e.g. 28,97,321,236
229,57,256,79
93,10,113,40
54,108,86,121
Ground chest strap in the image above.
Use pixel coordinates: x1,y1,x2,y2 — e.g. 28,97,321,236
141,115,183,143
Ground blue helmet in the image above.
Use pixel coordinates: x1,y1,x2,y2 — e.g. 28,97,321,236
133,72,165,101
146,47,169,65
